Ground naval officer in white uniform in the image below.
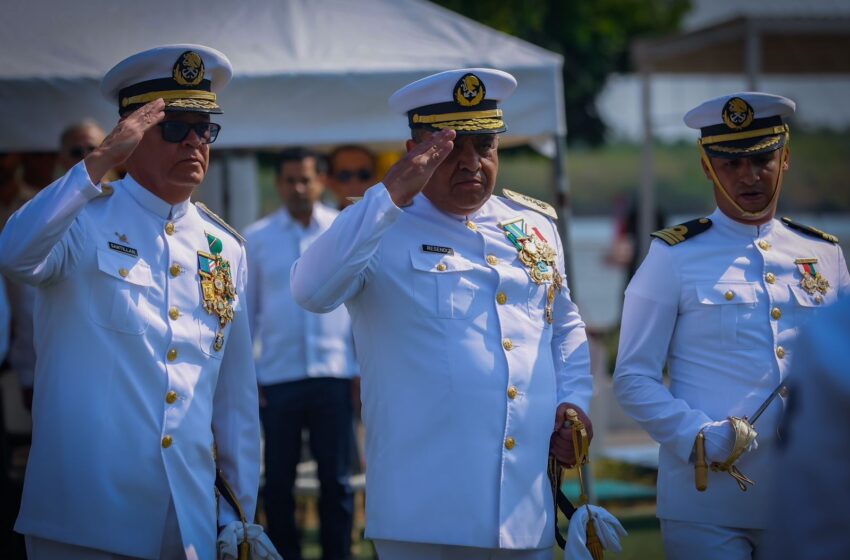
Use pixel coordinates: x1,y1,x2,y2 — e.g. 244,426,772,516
291,69,593,560
613,92,850,559
0,45,260,560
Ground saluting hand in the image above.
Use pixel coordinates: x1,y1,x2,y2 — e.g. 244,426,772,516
84,98,166,184
383,128,456,207
549,402,594,467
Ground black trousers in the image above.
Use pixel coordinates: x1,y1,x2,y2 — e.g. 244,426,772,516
260,377,354,560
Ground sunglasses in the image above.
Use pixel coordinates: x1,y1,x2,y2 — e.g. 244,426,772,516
334,168,373,183
158,121,221,144
68,145,98,160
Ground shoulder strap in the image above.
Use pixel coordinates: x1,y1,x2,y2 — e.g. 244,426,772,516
781,217,839,244
502,188,558,220
651,217,712,246
196,202,246,244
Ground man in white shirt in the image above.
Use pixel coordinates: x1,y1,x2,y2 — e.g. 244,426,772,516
246,147,356,560
613,92,850,559
291,68,593,560
0,45,260,560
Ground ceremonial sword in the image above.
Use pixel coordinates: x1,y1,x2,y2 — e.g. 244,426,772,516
745,382,789,426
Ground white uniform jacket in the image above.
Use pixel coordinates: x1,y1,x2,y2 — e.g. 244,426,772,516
245,204,355,385
0,162,260,560
291,184,592,549
614,208,850,529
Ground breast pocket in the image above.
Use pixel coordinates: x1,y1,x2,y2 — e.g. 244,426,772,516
90,249,153,334
695,282,758,348
410,250,477,319
198,307,233,359
789,284,835,327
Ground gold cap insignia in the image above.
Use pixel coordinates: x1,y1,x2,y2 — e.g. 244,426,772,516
454,73,486,107
722,97,754,131
173,51,205,87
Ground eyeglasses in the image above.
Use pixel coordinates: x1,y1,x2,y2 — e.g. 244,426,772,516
158,121,221,144
334,168,373,183
67,145,97,160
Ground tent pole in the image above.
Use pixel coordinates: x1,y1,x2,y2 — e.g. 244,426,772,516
553,133,575,292
637,69,656,262
745,18,762,90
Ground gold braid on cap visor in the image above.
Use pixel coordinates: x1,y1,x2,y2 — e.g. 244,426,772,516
698,125,790,220
121,89,217,108
412,109,504,131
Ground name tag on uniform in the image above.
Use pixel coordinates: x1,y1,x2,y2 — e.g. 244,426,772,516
108,242,138,257
422,244,454,256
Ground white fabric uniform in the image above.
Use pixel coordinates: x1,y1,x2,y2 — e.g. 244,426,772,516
614,208,850,532
245,204,355,384
0,162,260,560
291,183,592,550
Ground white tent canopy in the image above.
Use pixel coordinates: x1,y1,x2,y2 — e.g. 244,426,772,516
0,0,566,151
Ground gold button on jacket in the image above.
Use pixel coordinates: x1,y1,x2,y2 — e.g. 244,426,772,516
436,263,447,272
167,348,178,361
168,307,180,320
165,391,178,404
504,437,516,450
165,222,175,235
776,346,786,359
161,435,173,448
771,308,782,320
118,267,129,278
502,338,513,351
496,292,507,305
169,263,181,277
765,272,776,284
486,255,498,266
507,386,518,400
724,290,734,301
758,240,769,251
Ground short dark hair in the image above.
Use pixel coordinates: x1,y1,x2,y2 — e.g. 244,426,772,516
275,147,327,176
327,145,377,174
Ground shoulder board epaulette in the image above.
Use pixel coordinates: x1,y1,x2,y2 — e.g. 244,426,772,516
502,188,557,220
651,217,712,246
781,217,838,244
95,182,114,198
195,202,246,244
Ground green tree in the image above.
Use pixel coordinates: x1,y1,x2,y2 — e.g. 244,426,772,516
433,0,690,146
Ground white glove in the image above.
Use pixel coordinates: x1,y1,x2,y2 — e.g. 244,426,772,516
217,521,283,560
702,420,758,463
564,505,627,560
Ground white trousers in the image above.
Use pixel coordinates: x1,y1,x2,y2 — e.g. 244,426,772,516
25,497,184,560
373,539,552,560
661,519,763,560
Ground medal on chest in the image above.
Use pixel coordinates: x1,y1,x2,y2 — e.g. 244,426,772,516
794,258,829,295
198,232,236,351
499,217,563,324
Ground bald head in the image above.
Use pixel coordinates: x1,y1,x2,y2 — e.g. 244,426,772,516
59,120,106,171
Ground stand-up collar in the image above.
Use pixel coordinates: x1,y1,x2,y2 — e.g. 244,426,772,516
709,207,776,238
122,174,191,220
